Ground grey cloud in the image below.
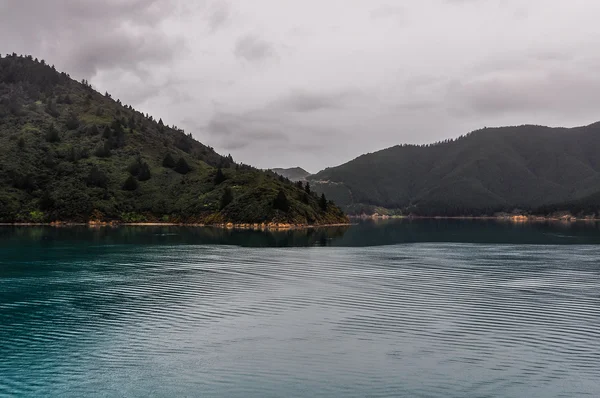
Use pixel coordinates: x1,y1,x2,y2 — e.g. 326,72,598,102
206,111,289,150
204,108,340,152
118,75,195,106
449,65,600,116
269,90,360,113
445,0,481,3
0,0,182,78
234,35,276,62
67,31,184,77
370,5,405,19
394,100,439,112
207,1,230,32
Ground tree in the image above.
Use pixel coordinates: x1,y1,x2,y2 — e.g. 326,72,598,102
174,157,191,174
302,192,310,204
44,99,59,117
305,182,311,194
39,191,54,211
17,137,25,149
94,141,111,158
67,146,78,162
220,187,233,209
122,175,138,191
273,189,290,212
138,162,151,181
102,125,112,139
65,112,79,130
44,151,56,168
162,153,176,168
110,120,125,148
214,167,226,184
319,193,328,211
45,123,60,143
128,156,151,181
87,124,99,135
86,166,108,188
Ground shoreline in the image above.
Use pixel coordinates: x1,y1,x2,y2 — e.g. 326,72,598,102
2,215,599,228
349,215,600,222
0,222,354,230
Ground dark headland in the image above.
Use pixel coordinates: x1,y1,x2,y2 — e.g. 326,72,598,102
0,54,348,226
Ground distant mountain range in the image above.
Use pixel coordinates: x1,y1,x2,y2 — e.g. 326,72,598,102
0,54,347,225
271,167,311,182
307,123,600,217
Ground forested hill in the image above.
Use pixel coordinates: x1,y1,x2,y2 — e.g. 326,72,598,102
0,54,347,225
309,123,600,216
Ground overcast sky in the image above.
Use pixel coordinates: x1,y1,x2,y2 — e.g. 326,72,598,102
2,0,600,172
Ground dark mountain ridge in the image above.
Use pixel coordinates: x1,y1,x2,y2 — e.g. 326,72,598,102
0,54,347,224
310,123,600,216
271,167,311,182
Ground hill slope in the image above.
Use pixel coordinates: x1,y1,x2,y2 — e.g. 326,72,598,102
309,123,600,216
0,54,347,225
271,167,311,182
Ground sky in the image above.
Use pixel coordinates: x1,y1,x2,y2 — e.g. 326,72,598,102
2,0,600,172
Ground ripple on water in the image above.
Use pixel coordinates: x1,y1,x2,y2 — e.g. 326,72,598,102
1,243,600,397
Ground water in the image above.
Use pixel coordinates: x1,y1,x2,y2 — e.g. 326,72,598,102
1,220,600,397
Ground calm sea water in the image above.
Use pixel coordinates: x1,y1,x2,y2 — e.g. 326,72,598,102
1,220,600,397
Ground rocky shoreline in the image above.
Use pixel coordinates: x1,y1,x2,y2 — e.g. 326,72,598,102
349,214,599,222
0,221,353,230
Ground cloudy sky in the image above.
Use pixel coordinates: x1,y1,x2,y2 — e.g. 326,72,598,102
2,0,600,172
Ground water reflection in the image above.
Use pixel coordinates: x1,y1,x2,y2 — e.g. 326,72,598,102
1,219,600,248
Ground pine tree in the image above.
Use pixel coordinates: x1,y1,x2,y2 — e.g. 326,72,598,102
94,141,111,158
110,120,125,148
319,193,328,211
87,166,108,188
162,153,176,168
65,112,79,130
220,187,234,209
102,125,112,139
122,175,139,191
273,189,290,212
87,124,99,135
39,190,54,211
138,162,151,181
214,167,226,184
128,158,141,176
44,99,59,117
45,123,60,143
305,182,311,194
67,146,78,162
302,192,310,204
174,157,191,174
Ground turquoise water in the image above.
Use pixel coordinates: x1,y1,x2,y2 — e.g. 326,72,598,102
1,221,600,397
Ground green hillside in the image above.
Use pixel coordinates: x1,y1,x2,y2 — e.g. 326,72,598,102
309,123,600,216
0,54,347,225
